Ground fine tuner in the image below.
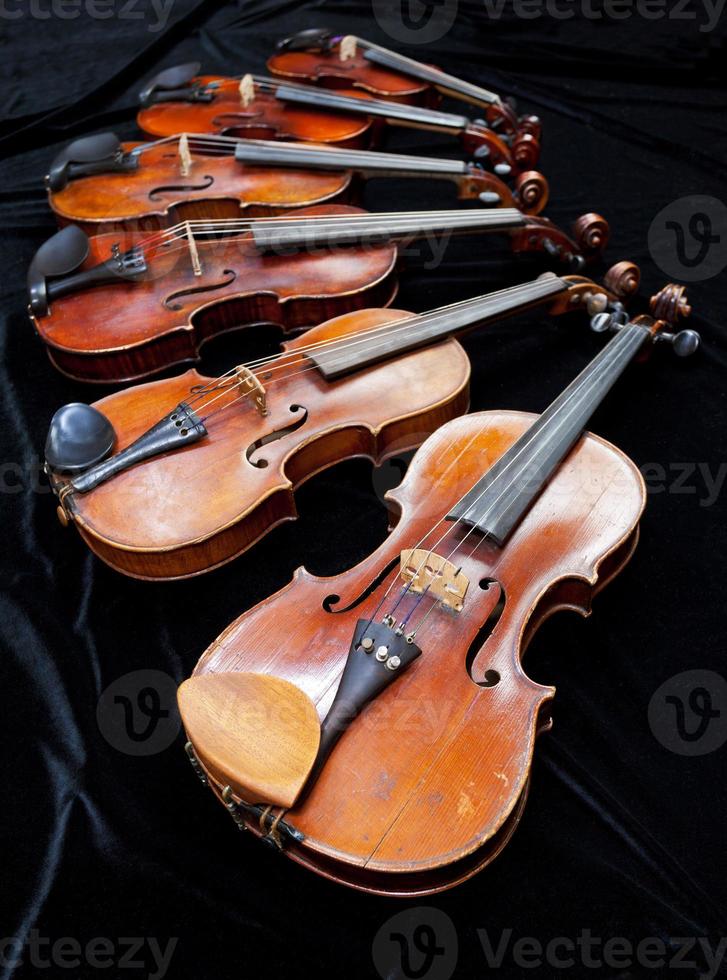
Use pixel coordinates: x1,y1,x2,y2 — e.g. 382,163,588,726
589,283,699,356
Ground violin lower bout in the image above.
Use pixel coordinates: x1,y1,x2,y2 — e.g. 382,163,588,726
185,411,646,894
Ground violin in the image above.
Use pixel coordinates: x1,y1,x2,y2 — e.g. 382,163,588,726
268,29,541,145
44,263,643,580
45,135,549,235
138,68,535,174
30,204,608,383
176,284,698,895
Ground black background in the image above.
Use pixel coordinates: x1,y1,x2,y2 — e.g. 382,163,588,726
1,1,726,978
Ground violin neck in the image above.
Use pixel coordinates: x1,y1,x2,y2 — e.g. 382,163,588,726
447,322,651,544
234,140,469,180
249,208,526,250
355,38,502,108
310,275,568,379
261,77,470,133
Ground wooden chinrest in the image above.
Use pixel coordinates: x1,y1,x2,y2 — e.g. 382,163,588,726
178,673,321,809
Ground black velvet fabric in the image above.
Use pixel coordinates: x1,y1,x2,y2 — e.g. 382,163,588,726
1,3,726,979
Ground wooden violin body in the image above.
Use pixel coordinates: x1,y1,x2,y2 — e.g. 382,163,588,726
181,410,645,895
268,48,435,106
46,136,540,234
138,78,373,147
32,205,401,382
138,72,530,172
48,140,353,234
31,204,609,383
46,270,640,579
50,309,471,579
267,31,541,151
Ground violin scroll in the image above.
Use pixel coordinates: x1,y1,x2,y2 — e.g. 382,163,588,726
514,170,548,215
572,213,610,257
511,132,540,171
650,283,691,324
602,260,640,298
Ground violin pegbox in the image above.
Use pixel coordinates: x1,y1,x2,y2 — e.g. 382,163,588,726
650,284,699,355
591,280,699,357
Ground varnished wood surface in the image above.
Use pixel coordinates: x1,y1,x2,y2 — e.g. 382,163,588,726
60,308,471,579
34,204,400,382
138,78,374,145
267,50,434,104
185,411,646,894
48,140,353,232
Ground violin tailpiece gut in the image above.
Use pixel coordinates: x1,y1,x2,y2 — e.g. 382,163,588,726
400,549,469,612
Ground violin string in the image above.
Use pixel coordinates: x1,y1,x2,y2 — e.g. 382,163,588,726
131,208,514,260
186,281,559,419
392,327,645,640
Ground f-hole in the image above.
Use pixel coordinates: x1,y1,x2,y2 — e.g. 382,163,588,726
149,175,215,200
322,556,401,614
245,404,307,468
465,577,506,686
163,270,237,311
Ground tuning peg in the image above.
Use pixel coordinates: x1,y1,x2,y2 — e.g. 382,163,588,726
590,312,614,333
494,162,512,177
473,145,490,162
657,329,701,357
478,191,502,206
585,291,608,316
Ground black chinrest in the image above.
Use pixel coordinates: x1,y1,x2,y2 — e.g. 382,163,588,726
47,133,122,192
276,28,336,53
45,403,116,472
28,226,89,318
139,61,201,106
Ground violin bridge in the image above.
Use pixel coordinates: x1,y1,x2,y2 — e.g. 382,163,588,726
178,133,192,177
235,365,268,416
185,222,202,276
340,35,357,61
400,550,469,612
239,73,255,107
